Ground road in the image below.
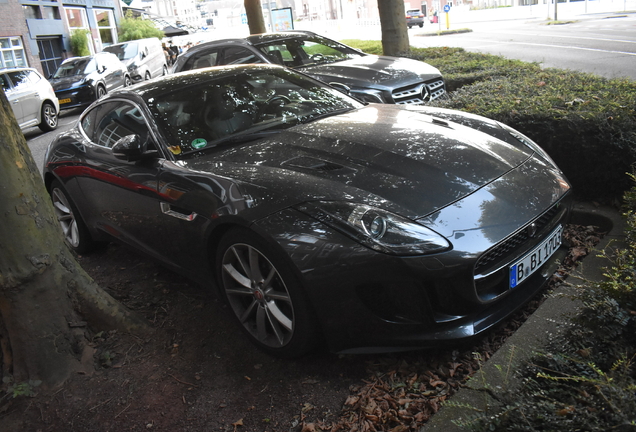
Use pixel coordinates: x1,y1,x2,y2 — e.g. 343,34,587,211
409,13,636,80
24,108,80,176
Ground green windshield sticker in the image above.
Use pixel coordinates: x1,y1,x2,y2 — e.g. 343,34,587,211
191,138,207,149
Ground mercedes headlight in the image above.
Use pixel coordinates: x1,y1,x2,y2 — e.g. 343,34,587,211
296,201,451,256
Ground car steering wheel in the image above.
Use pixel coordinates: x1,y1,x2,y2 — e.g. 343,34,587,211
310,53,325,62
266,95,291,106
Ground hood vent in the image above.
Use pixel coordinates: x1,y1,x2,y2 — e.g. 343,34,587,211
282,156,356,174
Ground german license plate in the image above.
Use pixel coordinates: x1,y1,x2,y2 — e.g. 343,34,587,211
58,98,71,104
509,225,563,288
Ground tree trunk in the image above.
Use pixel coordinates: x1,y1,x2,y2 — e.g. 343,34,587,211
244,0,267,35
0,91,148,389
378,0,410,56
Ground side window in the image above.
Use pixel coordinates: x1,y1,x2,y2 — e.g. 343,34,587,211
26,70,42,84
220,47,262,65
260,44,293,65
88,101,151,148
7,70,31,91
0,73,12,92
188,49,220,70
80,106,99,141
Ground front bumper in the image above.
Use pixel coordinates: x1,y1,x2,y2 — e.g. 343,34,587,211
254,191,571,353
55,84,95,110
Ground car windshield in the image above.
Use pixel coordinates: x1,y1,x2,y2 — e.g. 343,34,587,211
146,66,363,156
104,43,138,61
255,35,364,68
53,58,96,78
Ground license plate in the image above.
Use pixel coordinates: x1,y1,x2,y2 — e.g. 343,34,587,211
58,98,71,104
509,225,563,288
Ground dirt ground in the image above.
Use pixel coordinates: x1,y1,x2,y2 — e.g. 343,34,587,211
1,224,601,432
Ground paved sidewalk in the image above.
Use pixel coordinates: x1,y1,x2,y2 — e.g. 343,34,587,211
422,201,627,431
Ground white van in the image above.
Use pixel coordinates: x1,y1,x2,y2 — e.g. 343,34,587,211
104,38,168,83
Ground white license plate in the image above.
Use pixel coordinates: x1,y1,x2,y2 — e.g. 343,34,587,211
509,224,563,288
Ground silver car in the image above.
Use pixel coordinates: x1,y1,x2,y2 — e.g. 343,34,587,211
0,67,59,132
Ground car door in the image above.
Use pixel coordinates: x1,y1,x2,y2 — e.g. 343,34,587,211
101,55,124,91
74,99,174,263
0,72,23,124
7,70,40,126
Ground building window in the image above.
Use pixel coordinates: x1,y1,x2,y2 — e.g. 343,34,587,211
94,9,116,48
0,37,27,68
65,7,88,29
23,5,41,20
43,6,61,20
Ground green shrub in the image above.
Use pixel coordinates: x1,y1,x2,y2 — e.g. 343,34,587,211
344,41,636,202
70,29,91,57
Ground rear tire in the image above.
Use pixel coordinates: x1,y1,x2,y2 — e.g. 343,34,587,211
96,85,107,99
50,180,97,254
145,71,151,80
216,227,320,358
38,101,58,132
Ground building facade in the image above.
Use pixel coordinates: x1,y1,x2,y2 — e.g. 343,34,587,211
0,0,123,76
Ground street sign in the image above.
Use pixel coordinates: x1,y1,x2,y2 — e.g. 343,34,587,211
444,4,451,12
122,0,133,5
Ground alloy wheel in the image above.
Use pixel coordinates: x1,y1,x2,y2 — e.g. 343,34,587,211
221,242,295,349
51,187,80,248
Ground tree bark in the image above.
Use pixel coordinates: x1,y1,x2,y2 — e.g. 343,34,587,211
0,91,148,389
244,0,267,35
378,0,410,56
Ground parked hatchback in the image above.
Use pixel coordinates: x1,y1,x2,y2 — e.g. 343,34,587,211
406,9,425,28
172,30,445,104
0,67,59,132
49,52,131,110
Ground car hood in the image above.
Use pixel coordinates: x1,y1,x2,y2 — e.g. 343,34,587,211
49,74,89,90
180,105,570,220
297,55,442,89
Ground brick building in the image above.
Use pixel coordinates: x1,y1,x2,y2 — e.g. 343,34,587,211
0,0,123,76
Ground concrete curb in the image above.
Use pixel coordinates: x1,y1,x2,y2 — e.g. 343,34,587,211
421,201,627,431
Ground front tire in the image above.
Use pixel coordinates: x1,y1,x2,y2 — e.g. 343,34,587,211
96,85,107,100
124,75,132,87
216,228,320,357
50,180,96,254
38,101,58,132
145,71,151,80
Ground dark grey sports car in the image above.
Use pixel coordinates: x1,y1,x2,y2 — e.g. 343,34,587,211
172,31,446,105
43,64,572,357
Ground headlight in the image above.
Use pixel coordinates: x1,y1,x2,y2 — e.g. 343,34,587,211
296,201,451,256
498,122,559,169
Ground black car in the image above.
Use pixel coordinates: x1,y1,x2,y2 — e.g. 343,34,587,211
43,65,571,357
49,52,131,110
172,31,446,105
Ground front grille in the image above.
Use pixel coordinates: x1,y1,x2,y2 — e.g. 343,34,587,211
474,203,561,276
393,79,446,105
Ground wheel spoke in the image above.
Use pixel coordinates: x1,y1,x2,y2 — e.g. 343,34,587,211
266,301,292,333
231,246,252,281
248,247,265,283
239,300,258,323
222,262,251,289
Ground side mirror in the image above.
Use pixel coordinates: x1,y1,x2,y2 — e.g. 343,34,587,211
329,82,351,95
112,134,157,162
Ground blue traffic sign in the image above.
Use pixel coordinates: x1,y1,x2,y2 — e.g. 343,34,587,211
443,4,451,12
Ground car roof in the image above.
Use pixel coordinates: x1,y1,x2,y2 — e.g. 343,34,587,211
185,31,321,52
0,66,36,73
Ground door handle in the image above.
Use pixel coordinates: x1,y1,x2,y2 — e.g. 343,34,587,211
160,202,197,221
